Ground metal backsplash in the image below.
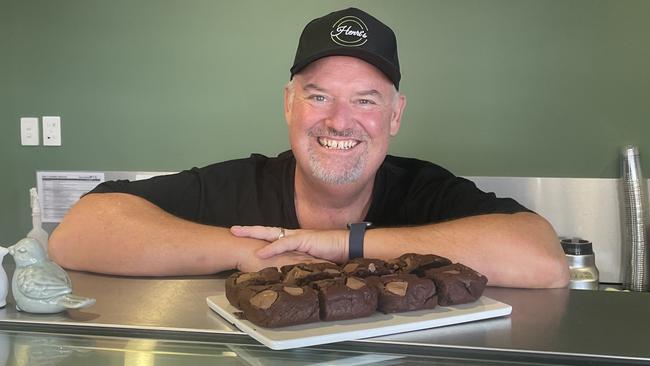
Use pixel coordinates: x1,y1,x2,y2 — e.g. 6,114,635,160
470,177,650,283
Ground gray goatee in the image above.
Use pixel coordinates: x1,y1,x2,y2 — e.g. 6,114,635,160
307,128,368,185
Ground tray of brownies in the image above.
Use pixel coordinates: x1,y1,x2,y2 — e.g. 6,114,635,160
207,253,511,350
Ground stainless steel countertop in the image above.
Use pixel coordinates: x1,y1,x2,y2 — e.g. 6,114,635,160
1,265,650,364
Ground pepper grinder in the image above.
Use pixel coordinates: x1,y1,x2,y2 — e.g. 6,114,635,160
561,238,599,290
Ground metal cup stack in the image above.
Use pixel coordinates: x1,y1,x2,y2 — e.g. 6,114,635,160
620,145,649,291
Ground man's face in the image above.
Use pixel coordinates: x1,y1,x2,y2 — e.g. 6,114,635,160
285,56,406,186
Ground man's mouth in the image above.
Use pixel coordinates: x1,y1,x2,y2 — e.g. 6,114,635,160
317,137,359,150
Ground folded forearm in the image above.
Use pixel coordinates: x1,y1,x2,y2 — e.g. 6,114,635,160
364,212,569,288
49,193,261,276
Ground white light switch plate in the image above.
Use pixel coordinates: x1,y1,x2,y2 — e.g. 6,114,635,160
43,116,62,146
20,117,40,146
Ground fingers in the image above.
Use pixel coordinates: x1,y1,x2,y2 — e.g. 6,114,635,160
230,225,289,242
256,229,348,263
283,252,335,266
233,227,347,263
237,250,327,272
284,251,324,263
256,238,302,259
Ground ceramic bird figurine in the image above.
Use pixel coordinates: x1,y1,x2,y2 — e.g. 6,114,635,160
0,246,8,307
8,238,95,313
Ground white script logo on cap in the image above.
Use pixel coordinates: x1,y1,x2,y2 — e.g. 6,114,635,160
330,16,368,47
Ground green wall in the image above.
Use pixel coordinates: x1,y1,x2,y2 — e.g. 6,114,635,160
2,0,649,243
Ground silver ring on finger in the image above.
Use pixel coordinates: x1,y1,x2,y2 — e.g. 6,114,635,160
277,227,286,240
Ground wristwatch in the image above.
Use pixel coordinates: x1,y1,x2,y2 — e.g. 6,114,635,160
347,222,372,259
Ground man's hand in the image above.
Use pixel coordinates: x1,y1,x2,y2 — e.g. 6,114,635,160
230,225,349,264
235,249,326,273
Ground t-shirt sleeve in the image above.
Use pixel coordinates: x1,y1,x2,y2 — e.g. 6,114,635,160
87,169,203,222
431,176,532,220
375,157,533,225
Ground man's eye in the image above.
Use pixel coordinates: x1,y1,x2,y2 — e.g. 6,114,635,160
309,95,326,102
358,99,376,105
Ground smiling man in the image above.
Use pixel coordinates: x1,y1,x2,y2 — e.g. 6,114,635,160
49,8,569,288
285,55,404,230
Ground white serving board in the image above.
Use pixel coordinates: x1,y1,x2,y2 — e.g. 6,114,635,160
206,294,511,350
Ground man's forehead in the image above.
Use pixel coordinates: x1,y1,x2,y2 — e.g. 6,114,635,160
293,56,395,93
301,82,379,95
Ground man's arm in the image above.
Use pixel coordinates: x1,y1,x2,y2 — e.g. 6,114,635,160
364,213,569,288
49,193,322,276
233,212,570,288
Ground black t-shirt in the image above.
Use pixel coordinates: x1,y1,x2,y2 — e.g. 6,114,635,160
89,151,530,228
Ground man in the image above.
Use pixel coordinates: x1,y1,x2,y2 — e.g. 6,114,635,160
49,8,569,288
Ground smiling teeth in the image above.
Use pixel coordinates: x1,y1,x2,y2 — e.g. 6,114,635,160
318,137,358,150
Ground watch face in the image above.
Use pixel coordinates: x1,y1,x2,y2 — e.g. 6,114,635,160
347,222,372,229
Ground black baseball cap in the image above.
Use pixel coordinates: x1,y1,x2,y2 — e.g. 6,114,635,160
290,8,401,89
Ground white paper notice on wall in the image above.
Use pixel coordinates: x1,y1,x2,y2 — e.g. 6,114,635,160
36,171,105,222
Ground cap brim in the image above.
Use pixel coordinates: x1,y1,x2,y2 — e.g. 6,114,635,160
290,48,401,89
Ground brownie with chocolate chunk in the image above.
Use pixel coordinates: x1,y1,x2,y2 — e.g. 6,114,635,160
387,253,452,276
424,263,488,306
225,267,283,308
369,274,436,313
239,284,320,328
341,258,393,278
281,262,341,286
312,277,378,321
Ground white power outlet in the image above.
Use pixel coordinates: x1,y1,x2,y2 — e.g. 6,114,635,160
20,117,40,146
43,116,62,146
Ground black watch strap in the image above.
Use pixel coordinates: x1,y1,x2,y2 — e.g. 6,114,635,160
347,222,372,259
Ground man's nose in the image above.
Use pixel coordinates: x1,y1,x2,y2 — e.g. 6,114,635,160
324,100,354,132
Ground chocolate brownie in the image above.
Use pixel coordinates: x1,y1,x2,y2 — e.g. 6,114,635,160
341,258,393,278
239,284,320,328
312,277,378,321
225,267,283,308
369,274,437,314
424,263,488,306
387,253,452,276
281,262,341,286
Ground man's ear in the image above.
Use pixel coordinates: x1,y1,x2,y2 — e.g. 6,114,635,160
284,83,294,126
389,93,406,136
